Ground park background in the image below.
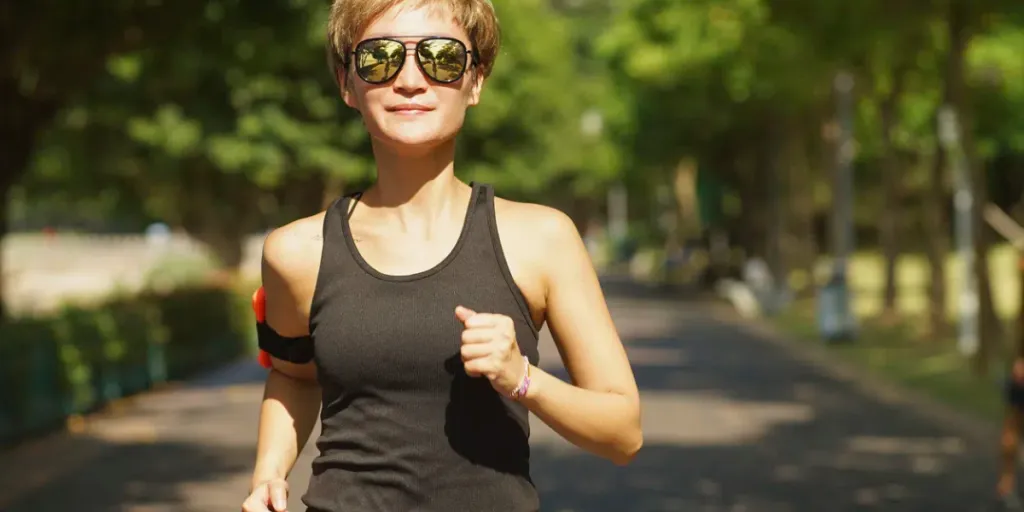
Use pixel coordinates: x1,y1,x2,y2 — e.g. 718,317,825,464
3,0,1024,508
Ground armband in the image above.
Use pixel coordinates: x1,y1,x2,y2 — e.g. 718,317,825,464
251,287,315,367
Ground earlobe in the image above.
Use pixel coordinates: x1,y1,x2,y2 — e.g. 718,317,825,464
468,71,485,106
337,68,355,108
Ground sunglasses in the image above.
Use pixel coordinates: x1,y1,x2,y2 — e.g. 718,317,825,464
348,36,478,85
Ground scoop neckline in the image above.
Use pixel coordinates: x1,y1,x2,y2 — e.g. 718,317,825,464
341,182,481,282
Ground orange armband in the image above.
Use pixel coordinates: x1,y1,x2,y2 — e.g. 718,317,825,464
252,286,314,367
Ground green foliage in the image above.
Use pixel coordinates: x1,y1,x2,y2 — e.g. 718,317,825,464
11,0,1024,249
458,0,623,196
0,285,255,445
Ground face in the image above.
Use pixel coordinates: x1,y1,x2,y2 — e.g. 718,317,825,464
340,5,484,153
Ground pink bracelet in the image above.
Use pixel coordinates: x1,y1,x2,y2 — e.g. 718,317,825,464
510,355,531,400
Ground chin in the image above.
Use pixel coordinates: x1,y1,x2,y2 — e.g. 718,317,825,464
375,123,460,152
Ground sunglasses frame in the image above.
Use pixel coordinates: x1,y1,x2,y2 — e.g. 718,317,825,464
346,36,479,85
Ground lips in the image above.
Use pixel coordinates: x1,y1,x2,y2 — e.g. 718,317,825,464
386,104,433,113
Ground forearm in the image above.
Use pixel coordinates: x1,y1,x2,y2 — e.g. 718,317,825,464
520,365,641,465
252,368,322,487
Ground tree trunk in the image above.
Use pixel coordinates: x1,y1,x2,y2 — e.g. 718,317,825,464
0,90,51,322
672,157,702,243
1016,199,1024,359
923,151,949,338
0,181,9,323
879,70,906,320
945,0,1000,375
175,161,262,280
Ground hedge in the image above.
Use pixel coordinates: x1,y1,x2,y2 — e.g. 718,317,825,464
0,284,257,446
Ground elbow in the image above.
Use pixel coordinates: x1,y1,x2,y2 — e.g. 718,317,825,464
610,420,643,466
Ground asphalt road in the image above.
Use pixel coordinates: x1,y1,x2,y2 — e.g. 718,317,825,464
0,282,1005,511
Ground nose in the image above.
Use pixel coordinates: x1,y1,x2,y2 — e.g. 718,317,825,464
394,46,428,95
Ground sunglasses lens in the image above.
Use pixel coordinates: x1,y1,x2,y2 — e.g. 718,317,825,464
418,39,467,82
355,39,405,83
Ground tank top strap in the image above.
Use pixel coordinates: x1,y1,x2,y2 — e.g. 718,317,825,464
309,192,364,326
465,182,538,338
325,191,362,259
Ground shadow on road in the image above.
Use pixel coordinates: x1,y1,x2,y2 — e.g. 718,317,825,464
7,438,256,512
532,301,997,512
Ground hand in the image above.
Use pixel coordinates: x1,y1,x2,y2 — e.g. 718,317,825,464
455,305,527,396
242,477,289,512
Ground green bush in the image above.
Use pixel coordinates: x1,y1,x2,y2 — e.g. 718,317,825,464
0,284,256,446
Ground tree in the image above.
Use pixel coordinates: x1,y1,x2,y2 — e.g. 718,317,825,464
1,0,210,319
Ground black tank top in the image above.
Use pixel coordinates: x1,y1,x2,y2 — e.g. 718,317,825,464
301,182,541,512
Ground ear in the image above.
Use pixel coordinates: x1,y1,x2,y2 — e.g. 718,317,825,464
466,67,485,107
338,68,359,110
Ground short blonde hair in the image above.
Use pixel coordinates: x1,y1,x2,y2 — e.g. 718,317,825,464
326,0,501,84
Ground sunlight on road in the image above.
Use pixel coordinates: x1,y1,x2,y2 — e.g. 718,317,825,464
531,391,814,451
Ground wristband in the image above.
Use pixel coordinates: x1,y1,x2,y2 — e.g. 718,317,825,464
509,355,531,400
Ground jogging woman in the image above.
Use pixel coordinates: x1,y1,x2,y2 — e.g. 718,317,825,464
242,1,641,510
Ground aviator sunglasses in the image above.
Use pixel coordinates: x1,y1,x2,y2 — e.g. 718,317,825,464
347,36,478,84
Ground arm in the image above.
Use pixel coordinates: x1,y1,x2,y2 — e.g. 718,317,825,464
520,211,642,465
250,226,323,494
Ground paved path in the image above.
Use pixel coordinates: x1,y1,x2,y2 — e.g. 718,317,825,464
0,283,1005,511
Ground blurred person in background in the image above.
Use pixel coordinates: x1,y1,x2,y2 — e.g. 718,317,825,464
998,357,1024,510
241,1,642,511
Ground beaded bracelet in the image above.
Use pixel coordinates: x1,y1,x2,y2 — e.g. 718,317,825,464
510,355,531,400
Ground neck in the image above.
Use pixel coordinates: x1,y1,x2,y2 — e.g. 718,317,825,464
362,138,471,231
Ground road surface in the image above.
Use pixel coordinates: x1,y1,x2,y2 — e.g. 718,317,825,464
0,283,1004,511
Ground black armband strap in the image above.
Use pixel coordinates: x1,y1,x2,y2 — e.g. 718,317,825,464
257,322,315,364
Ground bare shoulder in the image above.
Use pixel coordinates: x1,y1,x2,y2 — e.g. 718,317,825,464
261,211,327,336
493,196,585,271
492,197,579,243
492,196,586,318
262,212,326,277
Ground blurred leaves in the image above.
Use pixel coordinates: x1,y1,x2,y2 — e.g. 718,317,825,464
7,0,1024,260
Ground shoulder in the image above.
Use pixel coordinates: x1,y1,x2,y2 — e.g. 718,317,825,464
491,194,587,296
262,211,327,282
493,195,582,256
492,196,580,247
261,211,328,335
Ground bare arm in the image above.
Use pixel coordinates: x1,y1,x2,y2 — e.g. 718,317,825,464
251,223,323,491
519,210,642,465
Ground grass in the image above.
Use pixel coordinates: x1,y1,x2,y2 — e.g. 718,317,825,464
773,243,1021,425
775,304,1008,423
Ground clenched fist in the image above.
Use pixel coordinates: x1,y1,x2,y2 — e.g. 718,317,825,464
455,305,529,397
242,477,289,512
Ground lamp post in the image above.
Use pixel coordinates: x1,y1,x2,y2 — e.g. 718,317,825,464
818,71,857,342
938,105,978,356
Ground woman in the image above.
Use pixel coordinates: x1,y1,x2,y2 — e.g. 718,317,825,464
242,1,641,511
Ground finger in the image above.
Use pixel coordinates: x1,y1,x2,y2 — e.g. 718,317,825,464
242,488,271,512
463,312,507,329
454,305,476,322
463,358,499,379
269,480,289,511
460,342,493,362
461,328,497,345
